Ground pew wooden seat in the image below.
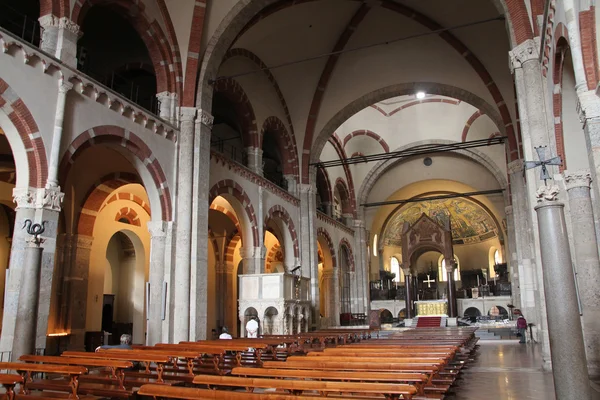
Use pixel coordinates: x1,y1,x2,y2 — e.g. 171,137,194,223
137,384,358,400
0,362,88,399
0,374,23,400
192,374,417,399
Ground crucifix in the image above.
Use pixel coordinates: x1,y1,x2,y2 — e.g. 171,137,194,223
524,146,562,185
423,274,435,288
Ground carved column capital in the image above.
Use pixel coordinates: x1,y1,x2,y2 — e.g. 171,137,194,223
198,109,214,128
147,221,167,238
178,107,197,123
536,185,560,202
564,169,592,190
507,159,525,174
12,188,35,209
504,205,513,216
38,187,64,211
58,17,80,35
58,79,73,94
509,38,540,73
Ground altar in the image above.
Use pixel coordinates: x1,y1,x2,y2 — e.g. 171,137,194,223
415,300,448,316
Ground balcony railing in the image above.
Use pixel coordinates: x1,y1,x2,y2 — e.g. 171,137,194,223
0,3,40,46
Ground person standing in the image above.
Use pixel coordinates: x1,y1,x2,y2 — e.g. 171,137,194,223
246,317,259,338
219,326,232,339
516,315,527,344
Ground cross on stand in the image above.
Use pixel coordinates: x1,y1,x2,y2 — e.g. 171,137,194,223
524,146,562,185
423,274,435,288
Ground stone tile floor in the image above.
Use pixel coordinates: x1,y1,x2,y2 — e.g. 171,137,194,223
452,340,556,400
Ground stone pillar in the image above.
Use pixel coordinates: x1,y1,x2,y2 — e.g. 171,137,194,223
504,205,521,310
173,107,196,342
299,176,320,328
66,234,93,350
332,267,341,326
534,187,591,399
402,267,413,319
46,80,72,188
190,110,212,340
321,202,333,217
283,174,298,197
146,221,167,346
156,92,173,122
354,219,368,313
510,39,557,370
565,170,600,377
12,233,44,361
445,260,457,318
239,246,265,275
578,92,600,234
246,147,263,175
38,15,80,68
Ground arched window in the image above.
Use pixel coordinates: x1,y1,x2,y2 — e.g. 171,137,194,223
494,249,501,265
438,255,460,282
390,256,404,283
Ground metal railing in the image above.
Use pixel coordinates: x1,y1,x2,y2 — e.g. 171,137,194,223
0,3,41,46
211,138,247,165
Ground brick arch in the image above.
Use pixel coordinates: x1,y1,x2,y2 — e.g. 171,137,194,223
316,166,332,204
339,238,354,272
317,228,337,268
225,233,243,268
102,190,151,216
40,0,69,18
329,133,357,216
0,78,48,188
115,207,141,227
261,116,299,178
343,130,389,153
72,0,176,94
264,205,299,259
210,203,242,234
552,26,570,172
60,126,173,222
208,228,221,263
213,78,259,148
209,180,259,247
265,242,282,272
461,110,483,142
334,178,352,215
77,172,142,236
579,9,599,89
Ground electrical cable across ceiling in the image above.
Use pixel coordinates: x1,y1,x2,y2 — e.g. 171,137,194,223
209,15,505,84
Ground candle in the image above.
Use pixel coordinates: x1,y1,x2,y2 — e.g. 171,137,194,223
477,276,480,286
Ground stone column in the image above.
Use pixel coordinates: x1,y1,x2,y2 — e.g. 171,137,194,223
239,246,264,275
445,260,457,318
12,232,44,361
504,205,521,310
146,221,166,346
283,174,298,197
190,109,212,340
156,92,173,122
534,187,591,399
246,147,263,175
354,219,368,313
38,15,80,68
332,267,341,326
565,170,600,377
299,176,320,328
402,267,413,319
46,80,72,188
510,39,556,370
173,107,196,343
578,92,600,235
66,234,93,350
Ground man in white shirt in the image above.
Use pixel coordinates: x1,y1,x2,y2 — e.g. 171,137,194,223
246,317,259,338
219,326,232,339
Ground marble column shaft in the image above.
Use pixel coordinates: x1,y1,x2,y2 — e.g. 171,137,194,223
353,219,368,313
299,178,320,328
510,39,555,370
47,80,72,188
12,242,43,361
445,261,457,318
66,235,93,350
504,206,521,309
173,107,196,343
332,267,341,326
147,221,167,346
535,196,591,399
239,246,265,275
246,147,263,176
402,267,413,319
565,170,600,377
190,110,212,340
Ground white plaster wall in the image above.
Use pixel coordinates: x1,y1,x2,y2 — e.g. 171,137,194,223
203,0,241,54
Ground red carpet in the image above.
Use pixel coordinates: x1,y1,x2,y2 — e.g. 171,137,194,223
416,316,443,327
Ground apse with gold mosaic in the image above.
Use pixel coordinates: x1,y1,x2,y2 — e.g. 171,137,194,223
384,198,498,246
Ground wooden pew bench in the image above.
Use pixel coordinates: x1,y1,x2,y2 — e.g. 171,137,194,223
192,374,417,400
0,374,23,400
137,384,358,400
0,362,90,399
